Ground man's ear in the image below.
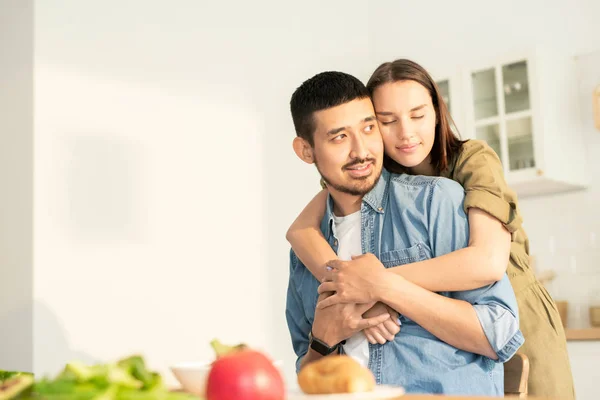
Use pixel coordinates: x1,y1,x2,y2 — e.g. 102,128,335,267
293,137,315,164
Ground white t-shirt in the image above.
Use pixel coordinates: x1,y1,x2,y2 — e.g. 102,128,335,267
332,210,370,368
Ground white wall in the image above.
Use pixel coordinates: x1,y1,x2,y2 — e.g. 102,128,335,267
368,0,600,75
32,0,373,388
33,0,273,381
0,0,33,372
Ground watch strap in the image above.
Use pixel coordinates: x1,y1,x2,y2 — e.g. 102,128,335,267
309,331,340,356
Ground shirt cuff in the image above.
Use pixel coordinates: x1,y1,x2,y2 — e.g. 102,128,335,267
496,330,525,363
473,303,525,363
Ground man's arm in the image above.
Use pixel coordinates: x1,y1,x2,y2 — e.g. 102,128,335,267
376,274,499,359
448,274,524,363
286,251,389,372
285,250,316,372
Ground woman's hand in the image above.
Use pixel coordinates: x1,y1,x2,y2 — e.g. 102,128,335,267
317,253,387,308
362,302,401,344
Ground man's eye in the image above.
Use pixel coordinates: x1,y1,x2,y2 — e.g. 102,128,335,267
332,134,346,141
365,124,375,132
380,120,396,125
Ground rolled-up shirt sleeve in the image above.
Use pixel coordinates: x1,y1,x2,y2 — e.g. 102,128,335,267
454,275,525,362
453,140,523,235
471,292,525,362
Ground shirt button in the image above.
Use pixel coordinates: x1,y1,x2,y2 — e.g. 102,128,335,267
334,240,338,246
378,207,384,212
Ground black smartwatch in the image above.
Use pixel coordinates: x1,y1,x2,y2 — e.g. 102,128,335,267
308,331,340,356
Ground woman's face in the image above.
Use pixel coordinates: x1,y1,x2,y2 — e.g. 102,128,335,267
372,80,437,174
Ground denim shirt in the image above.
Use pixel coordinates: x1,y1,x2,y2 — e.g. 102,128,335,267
285,169,525,396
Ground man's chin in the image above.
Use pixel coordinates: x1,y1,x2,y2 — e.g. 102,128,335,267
329,177,377,196
319,164,382,196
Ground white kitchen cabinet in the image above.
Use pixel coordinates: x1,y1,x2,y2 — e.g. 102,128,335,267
459,50,589,198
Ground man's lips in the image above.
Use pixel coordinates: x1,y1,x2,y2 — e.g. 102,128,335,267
345,161,374,177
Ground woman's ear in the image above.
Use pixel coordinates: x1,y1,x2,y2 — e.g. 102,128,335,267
293,137,315,164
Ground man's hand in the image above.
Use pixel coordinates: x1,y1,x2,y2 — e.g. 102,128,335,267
317,253,387,308
311,292,390,346
363,302,401,344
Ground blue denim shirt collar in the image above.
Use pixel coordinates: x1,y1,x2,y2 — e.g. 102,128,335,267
321,168,390,238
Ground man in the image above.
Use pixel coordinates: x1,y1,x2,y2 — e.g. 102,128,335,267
285,71,524,396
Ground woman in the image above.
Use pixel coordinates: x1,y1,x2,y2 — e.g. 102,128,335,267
286,59,575,399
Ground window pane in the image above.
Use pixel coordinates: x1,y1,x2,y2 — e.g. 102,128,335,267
476,124,502,161
503,61,530,114
472,68,498,120
507,117,535,170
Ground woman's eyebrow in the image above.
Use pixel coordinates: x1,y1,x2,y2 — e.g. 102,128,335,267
410,104,428,112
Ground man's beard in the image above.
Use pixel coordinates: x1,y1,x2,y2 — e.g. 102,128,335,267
315,157,381,196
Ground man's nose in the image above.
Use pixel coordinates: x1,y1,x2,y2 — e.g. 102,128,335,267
349,135,369,160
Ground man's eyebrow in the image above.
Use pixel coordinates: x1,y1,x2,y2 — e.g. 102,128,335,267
327,115,376,136
327,126,346,136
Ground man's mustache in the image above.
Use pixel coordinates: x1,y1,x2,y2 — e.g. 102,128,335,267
343,158,376,170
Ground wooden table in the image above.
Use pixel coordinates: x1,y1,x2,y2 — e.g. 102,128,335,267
399,396,554,399
173,388,557,399
173,390,555,399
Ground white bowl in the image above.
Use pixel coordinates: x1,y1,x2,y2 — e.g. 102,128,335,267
170,360,283,395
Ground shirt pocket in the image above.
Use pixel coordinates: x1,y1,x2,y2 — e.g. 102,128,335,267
379,243,428,326
379,243,427,268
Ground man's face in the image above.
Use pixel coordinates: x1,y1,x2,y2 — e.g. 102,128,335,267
307,98,384,196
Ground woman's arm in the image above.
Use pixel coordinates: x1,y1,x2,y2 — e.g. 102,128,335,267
286,189,337,283
389,207,510,292
288,190,510,291
317,210,511,307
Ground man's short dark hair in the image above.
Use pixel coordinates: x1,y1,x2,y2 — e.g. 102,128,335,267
290,71,369,146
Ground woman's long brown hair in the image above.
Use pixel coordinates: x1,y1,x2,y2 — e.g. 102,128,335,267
367,59,466,175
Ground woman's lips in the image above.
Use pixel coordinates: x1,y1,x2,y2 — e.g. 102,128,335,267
396,143,420,154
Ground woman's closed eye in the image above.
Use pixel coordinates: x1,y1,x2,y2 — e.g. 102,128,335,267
379,120,397,125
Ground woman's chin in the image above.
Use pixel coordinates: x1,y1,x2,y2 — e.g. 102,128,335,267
391,156,426,169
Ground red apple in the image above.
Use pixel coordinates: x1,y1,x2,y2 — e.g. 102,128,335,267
205,349,285,400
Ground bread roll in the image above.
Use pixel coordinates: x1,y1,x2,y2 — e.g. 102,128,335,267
298,355,376,394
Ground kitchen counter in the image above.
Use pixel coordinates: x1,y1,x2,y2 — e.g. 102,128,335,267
566,328,600,341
